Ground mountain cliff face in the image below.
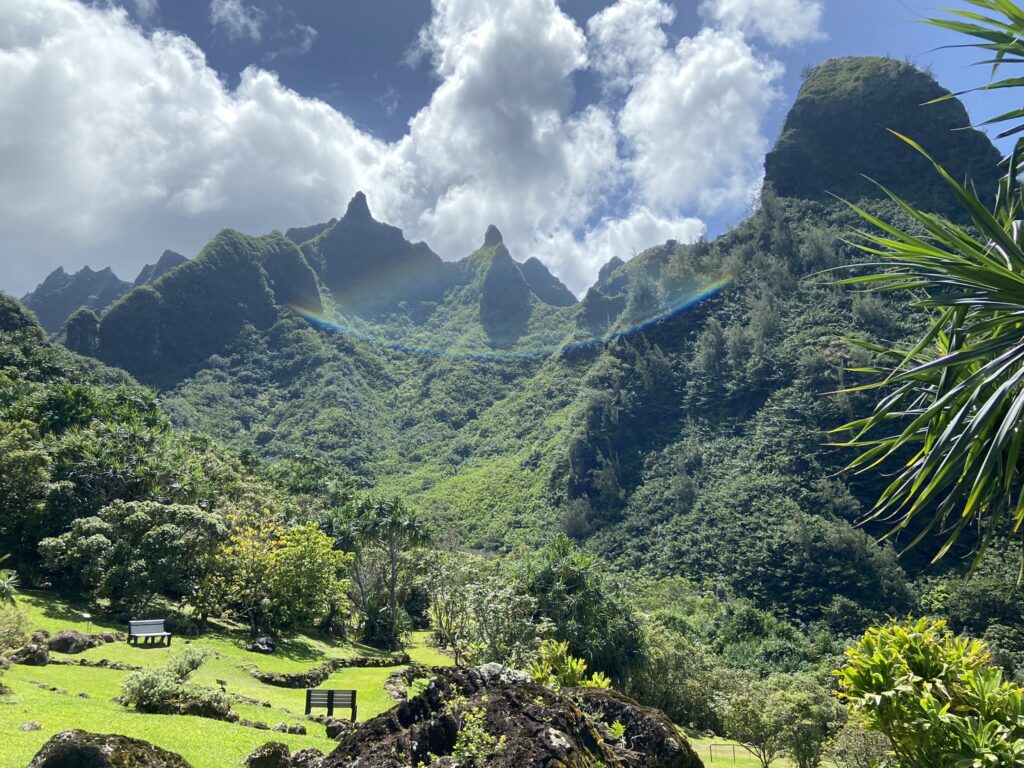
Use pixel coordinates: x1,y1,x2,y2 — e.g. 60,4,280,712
21,266,130,334
97,231,320,384
132,250,188,287
301,192,450,317
764,57,1001,213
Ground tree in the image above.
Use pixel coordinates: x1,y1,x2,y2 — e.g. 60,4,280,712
836,0,1024,563
838,618,1024,767
721,673,841,768
779,674,844,768
0,419,52,566
826,720,891,768
720,677,789,768
270,522,352,631
349,496,428,649
426,551,474,666
39,500,225,614
517,534,643,683
201,508,283,636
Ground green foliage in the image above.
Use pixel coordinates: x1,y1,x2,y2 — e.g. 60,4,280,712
826,720,891,768
39,500,226,614
835,1,1024,565
120,645,233,720
446,705,506,768
529,639,611,689
348,496,427,648
0,602,29,657
838,618,1024,768
721,673,842,768
623,613,725,731
200,508,350,636
517,534,643,683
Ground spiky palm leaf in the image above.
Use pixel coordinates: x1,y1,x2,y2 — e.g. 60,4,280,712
837,1,1024,564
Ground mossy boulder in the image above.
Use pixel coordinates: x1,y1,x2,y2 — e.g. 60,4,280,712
28,730,192,768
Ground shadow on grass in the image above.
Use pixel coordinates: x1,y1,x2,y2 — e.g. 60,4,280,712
18,590,119,631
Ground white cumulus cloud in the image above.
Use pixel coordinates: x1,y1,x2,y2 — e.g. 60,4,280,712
0,0,799,297
699,0,825,47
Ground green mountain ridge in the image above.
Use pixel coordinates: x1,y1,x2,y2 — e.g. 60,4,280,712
8,56,1004,623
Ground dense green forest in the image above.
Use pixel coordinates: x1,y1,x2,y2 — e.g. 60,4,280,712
8,30,1024,767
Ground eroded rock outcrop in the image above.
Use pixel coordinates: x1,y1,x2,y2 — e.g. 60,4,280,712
322,664,702,768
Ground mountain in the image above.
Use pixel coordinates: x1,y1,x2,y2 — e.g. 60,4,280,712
285,218,337,245
96,230,320,384
132,249,188,287
26,56,1000,624
300,192,451,317
21,266,130,334
764,57,1001,213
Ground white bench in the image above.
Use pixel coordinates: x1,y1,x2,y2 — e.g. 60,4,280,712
127,619,172,646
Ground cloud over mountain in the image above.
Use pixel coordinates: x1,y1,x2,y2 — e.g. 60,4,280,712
0,0,821,296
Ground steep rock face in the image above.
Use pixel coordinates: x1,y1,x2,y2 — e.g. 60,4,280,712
64,307,100,356
323,665,702,768
133,250,188,287
22,266,130,334
764,56,1001,214
28,730,192,768
97,231,318,383
520,257,577,307
479,244,532,346
304,192,450,316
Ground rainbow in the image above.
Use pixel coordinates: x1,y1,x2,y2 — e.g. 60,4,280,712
289,275,733,360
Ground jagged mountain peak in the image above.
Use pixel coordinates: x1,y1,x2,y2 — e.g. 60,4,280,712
483,224,503,247
764,56,1000,214
133,249,187,287
345,190,372,221
21,264,130,334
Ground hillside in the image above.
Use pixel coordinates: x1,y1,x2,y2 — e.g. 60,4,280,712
11,56,1001,624
141,56,996,624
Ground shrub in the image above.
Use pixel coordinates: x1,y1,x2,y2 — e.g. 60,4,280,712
530,639,611,689
120,646,232,720
838,618,1024,767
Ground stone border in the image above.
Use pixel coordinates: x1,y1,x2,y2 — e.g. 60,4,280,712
250,653,410,688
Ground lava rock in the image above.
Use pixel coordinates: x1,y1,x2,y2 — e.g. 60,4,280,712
14,632,50,666
322,665,703,768
292,748,325,768
47,630,105,654
20,721,43,731
244,742,292,768
247,636,277,654
28,730,192,768
325,717,355,740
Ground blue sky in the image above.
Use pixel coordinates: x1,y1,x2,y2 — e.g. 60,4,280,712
0,0,1016,297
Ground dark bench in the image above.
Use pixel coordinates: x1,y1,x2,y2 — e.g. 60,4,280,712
305,689,357,721
127,619,172,646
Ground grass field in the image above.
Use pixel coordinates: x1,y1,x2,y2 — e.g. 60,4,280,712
0,592,451,768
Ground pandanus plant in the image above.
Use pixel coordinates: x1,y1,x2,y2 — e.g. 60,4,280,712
836,0,1024,567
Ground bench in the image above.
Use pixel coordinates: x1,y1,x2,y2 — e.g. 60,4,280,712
127,619,172,646
305,689,357,722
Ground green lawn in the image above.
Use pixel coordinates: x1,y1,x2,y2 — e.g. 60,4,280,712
1,593,452,768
